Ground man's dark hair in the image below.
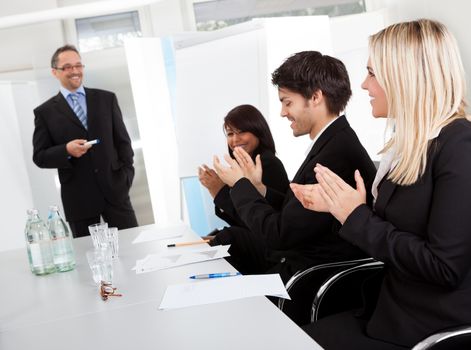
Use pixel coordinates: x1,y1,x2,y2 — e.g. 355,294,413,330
271,51,352,115
223,104,276,158
51,44,80,68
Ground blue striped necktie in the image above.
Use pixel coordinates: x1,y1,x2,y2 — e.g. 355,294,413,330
70,93,88,129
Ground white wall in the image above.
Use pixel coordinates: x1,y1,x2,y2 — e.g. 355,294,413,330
0,20,64,75
125,38,181,225
148,0,196,35
366,0,471,107
331,12,386,161
0,83,36,252
12,82,63,218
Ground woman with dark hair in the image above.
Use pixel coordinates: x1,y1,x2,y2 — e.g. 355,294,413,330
198,104,289,228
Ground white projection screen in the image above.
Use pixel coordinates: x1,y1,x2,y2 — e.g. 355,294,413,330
175,23,265,178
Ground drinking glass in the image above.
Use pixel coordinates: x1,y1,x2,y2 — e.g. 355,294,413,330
86,248,113,284
88,222,108,249
104,227,119,259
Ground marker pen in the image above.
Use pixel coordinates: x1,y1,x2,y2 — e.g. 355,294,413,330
84,139,100,146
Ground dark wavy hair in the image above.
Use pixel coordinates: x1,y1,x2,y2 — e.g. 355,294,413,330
223,104,276,158
271,51,352,115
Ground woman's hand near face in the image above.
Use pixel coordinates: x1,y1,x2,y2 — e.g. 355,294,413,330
198,164,225,198
233,147,266,196
213,154,244,187
314,164,367,224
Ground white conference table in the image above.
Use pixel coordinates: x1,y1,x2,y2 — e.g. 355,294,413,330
0,224,322,350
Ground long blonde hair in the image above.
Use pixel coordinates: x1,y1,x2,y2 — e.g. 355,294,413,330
370,19,468,185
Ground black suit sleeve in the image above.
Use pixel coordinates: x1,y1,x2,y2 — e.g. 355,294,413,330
229,157,359,250
213,185,241,226
213,152,289,226
33,107,72,169
260,152,290,210
340,129,471,288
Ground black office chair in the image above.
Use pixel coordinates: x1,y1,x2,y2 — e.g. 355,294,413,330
277,257,375,326
411,325,471,350
311,260,384,322
312,261,471,349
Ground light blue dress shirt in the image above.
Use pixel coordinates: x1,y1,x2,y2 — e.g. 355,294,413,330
60,85,88,116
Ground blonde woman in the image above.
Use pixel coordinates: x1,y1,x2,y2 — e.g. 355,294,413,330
291,19,471,349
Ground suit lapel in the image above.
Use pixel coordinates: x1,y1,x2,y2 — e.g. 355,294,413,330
292,115,349,182
53,92,86,130
374,179,397,217
84,87,95,130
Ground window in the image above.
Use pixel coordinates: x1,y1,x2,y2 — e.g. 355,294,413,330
76,11,142,53
193,0,366,31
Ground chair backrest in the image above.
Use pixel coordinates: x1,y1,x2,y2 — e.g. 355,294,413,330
412,325,471,350
277,257,375,326
312,260,384,322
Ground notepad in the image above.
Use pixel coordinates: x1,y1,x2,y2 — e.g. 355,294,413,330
159,274,290,309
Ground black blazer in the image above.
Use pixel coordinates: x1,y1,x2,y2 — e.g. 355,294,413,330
32,88,134,221
340,119,471,347
230,116,377,277
213,150,289,227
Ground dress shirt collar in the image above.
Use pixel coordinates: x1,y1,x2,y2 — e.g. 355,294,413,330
304,116,339,156
60,85,86,100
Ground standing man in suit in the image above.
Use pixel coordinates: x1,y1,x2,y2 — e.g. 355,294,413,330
211,51,377,282
33,44,138,238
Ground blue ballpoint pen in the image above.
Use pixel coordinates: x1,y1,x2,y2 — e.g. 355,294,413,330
189,272,241,279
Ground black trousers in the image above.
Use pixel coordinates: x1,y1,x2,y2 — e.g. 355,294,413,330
303,311,409,350
68,196,138,238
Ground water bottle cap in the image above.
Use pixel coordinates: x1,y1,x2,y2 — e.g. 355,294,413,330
48,205,59,211
27,208,38,215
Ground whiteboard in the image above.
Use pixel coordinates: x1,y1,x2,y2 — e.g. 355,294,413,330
175,25,264,178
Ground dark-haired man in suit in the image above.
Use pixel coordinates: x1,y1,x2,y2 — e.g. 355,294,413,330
33,44,137,238
211,51,377,282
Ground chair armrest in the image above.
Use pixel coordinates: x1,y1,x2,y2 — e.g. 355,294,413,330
412,325,471,350
277,257,375,326
312,261,384,322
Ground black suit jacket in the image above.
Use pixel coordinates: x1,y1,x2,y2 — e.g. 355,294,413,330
230,116,377,277
33,88,134,221
340,119,471,347
213,150,289,227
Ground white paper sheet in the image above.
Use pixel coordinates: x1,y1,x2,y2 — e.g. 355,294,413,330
134,245,231,274
132,223,191,244
159,274,290,310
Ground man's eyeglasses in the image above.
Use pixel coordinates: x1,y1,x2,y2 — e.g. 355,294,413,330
54,64,85,72
100,281,122,301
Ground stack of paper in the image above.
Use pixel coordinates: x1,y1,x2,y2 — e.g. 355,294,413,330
134,245,231,274
159,274,290,309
